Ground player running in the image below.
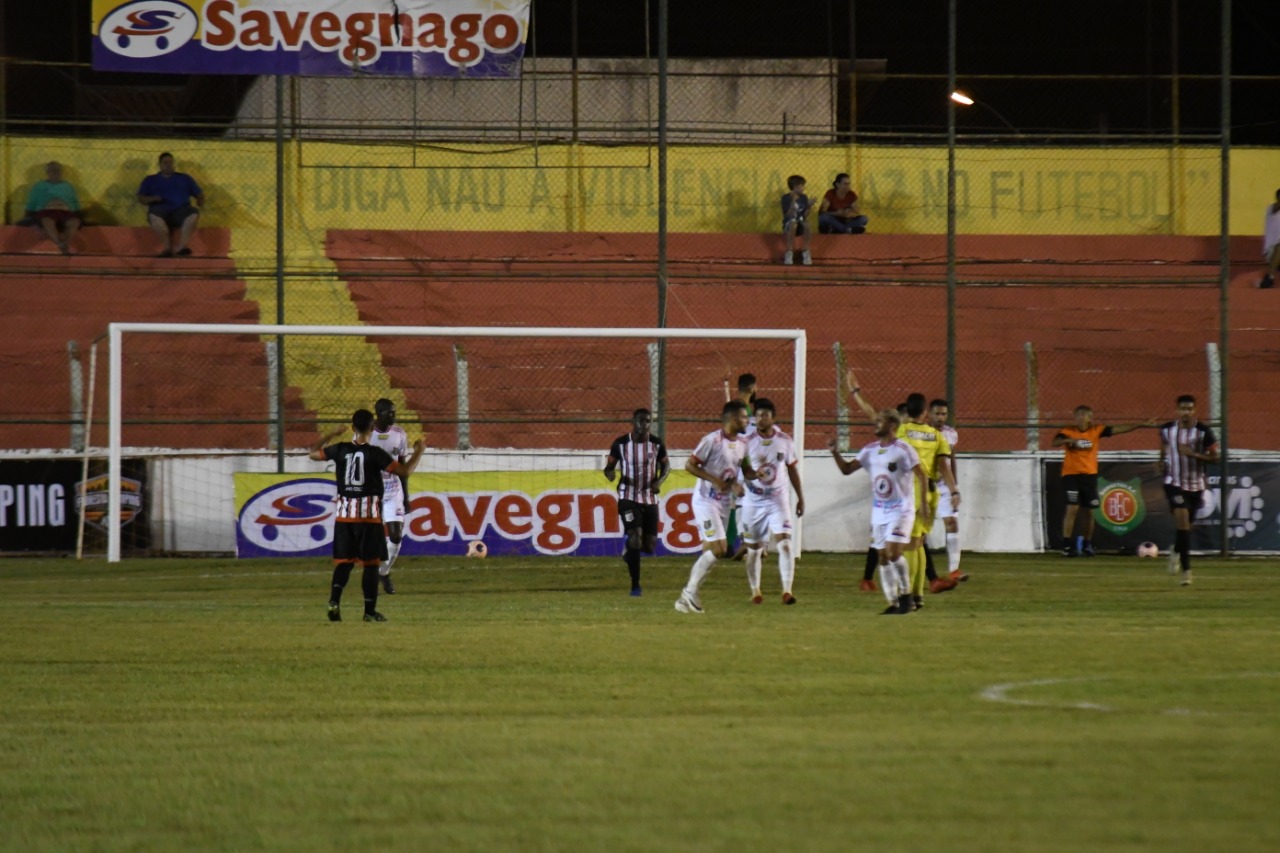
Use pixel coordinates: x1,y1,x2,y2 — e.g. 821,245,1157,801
604,408,670,597
367,398,411,594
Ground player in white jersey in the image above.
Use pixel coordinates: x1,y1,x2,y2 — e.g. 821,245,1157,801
675,400,751,614
829,408,929,615
723,372,758,561
927,398,967,591
367,398,409,594
739,398,804,605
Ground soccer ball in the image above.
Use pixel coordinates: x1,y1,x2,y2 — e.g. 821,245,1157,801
466,540,488,558
1136,542,1160,558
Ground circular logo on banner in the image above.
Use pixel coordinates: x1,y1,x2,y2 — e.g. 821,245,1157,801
100,1,199,58
238,479,336,554
1095,479,1146,536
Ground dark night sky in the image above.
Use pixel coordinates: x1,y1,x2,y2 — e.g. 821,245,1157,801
3,0,1277,141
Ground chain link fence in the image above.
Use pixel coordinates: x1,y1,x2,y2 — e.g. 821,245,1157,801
2,1,1278,457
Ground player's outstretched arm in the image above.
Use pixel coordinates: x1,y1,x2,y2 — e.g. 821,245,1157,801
828,438,860,476
1109,417,1159,437
399,438,426,475
307,426,345,461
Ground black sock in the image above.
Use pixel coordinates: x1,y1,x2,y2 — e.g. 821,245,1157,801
330,562,354,604
863,547,878,581
924,548,938,581
361,565,379,614
624,547,641,588
1176,529,1191,571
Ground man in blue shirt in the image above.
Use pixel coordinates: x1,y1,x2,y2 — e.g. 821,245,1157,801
137,152,203,257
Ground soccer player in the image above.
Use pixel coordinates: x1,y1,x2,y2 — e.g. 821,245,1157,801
723,372,758,561
1159,395,1219,585
739,398,805,605
829,409,928,615
310,409,424,623
368,398,410,594
675,400,751,614
1053,405,1153,557
604,408,670,597
928,398,966,591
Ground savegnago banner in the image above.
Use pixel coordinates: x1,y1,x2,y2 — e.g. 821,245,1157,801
235,471,704,558
92,0,530,77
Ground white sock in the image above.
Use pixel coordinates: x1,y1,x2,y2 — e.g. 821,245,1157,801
776,539,795,594
745,547,763,592
686,549,718,596
876,563,899,603
891,557,910,597
946,532,961,573
382,539,401,574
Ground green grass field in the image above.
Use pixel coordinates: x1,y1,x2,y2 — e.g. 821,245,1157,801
2,552,1278,852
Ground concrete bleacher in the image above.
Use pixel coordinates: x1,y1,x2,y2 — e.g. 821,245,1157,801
0,226,315,450
329,230,1279,451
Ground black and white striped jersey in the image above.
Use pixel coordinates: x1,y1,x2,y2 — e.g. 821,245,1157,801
1159,420,1218,491
607,432,669,505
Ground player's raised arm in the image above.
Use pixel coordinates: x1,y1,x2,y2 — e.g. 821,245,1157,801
1109,417,1159,437
828,437,861,476
307,426,345,461
845,367,878,421
397,438,426,475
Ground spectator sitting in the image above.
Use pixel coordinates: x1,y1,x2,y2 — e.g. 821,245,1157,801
137,151,204,257
24,161,82,255
780,174,812,265
818,173,869,234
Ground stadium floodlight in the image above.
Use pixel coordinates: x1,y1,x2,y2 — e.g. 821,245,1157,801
99,323,808,562
949,91,975,106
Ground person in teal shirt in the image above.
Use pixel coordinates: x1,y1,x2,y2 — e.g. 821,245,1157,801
24,161,82,255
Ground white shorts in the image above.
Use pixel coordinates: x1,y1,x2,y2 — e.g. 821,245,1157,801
382,479,405,524
692,497,732,545
936,482,958,520
739,500,793,545
870,509,915,550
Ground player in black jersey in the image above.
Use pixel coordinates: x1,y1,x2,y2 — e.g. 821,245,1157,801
604,408,670,596
309,409,424,622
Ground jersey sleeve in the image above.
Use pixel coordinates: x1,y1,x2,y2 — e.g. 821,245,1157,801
1099,426,1114,439
322,443,341,463
395,430,409,457
655,439,669,463
903,442,922,469
936,430,953,457
784,436,798,466
1202,425,1218,449
855,446,872,469
371,446,397,471
607,436,624,462
691,433,715,464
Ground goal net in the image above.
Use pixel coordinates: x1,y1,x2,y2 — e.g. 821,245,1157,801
87,323,807,562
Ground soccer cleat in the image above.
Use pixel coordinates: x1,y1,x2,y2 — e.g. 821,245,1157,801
674,590,704,614
859,578,877,593
880,604,902,615
897,594,916,614
950,569,970,583
630,587,643,597
327,602,341,622
782,592,797,605
800,249,812,266
362,611,388,622
912,595,924,611
782,252,793,265
381,574,396,595
751,591,764,605
1167,549,1180,575
1180,570,1193,586
1062,543,1076,557
1081,542,1097,557
929,576,959,594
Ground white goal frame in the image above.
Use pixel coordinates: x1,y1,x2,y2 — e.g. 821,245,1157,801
103,322,807,562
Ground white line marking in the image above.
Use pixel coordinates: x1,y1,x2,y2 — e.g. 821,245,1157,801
979,673,1279,715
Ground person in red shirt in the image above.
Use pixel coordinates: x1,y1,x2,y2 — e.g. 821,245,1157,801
817,173,869,234
1052,405,1153,556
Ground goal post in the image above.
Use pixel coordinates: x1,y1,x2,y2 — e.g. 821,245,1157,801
102,322,807,562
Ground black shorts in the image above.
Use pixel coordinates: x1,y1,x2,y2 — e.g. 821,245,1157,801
1164,485,1205,515
1063,473,1100,507
333,521,387,565
617,499,659,538
150,204,199,229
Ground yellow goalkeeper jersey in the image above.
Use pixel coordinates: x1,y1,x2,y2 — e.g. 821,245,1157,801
897,421,952,481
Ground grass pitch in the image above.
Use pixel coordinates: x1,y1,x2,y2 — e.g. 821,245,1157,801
1,552,1278,852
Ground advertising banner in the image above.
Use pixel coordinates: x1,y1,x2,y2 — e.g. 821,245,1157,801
235,470,705,558
1043,460,1280,552
92,0,530,78
0,459,150,553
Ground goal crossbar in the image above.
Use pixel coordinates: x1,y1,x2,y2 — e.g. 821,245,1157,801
104,323,808,562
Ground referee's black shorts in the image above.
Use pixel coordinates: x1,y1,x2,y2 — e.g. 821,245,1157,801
1063,473,1100,507
617,499,659,537
1163,484,1205,515
333,521,387,566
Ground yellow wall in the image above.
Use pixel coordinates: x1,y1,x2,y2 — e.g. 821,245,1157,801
4,136,1277,247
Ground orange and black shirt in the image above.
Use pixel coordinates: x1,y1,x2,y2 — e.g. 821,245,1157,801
1056,424,1113,476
